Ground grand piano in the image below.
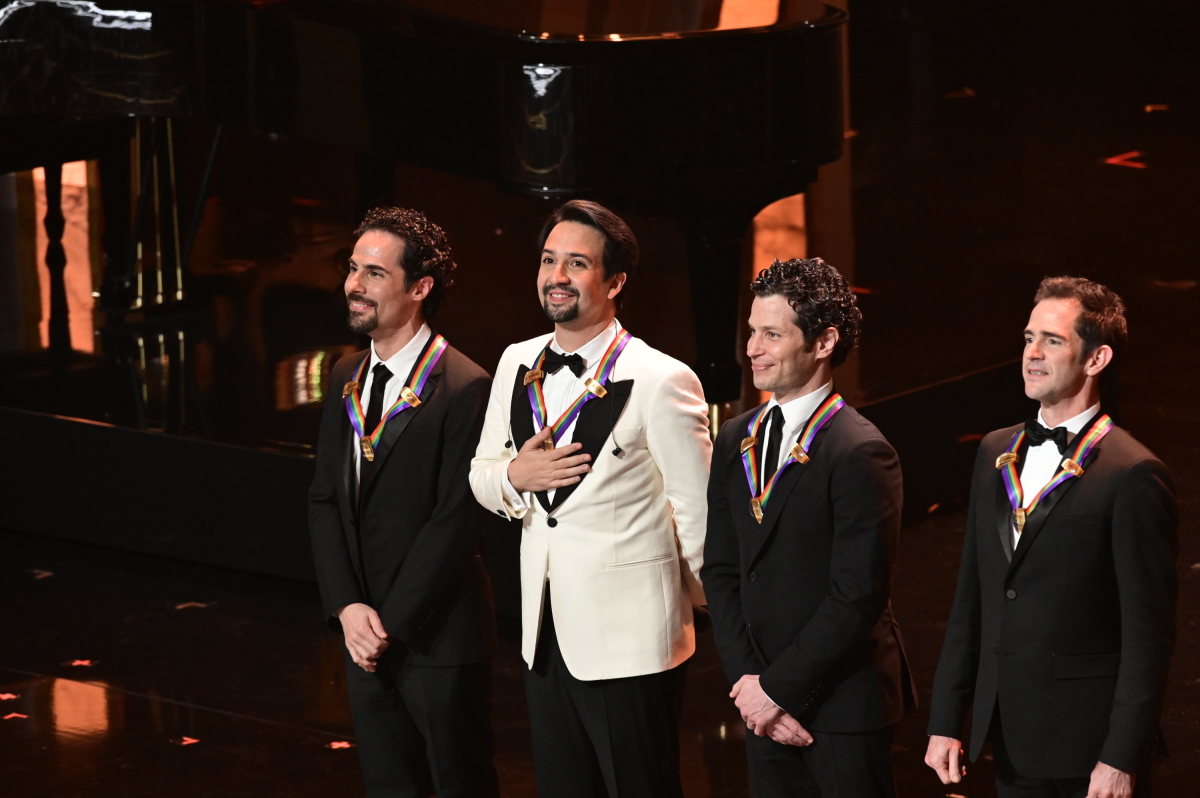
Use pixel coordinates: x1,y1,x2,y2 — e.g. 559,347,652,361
0,0,845,581
1,0,845,403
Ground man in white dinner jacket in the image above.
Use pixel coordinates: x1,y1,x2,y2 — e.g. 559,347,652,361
470,199,711,798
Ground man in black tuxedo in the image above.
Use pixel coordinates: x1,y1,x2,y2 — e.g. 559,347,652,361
926,276,1177,798
309,207,498,798
703,258,915,798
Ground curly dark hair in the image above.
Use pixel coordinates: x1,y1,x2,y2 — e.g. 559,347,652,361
1033,276,1127,362
537,200,638,307
750,258,861,367
354,206,456,318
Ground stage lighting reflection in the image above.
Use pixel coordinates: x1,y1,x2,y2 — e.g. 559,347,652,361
52,679,108,742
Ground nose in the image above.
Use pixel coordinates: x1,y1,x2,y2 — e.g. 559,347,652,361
746,331,763,359
345,269,362,294
547,263,570,284
1025,339,1042,360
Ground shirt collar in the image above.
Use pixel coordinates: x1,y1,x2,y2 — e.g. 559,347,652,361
550,318,620,371
1037,402,1100,435
368,323,431,375
767,381,834,434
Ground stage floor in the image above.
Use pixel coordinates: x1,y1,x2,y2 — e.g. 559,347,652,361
2,268,1196,797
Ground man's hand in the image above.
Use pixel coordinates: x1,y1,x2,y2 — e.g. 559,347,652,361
1086,762,1135,798
337,603,390,673
925,735,966,784
507,426,591,493
731,674,784,736
766,712,814,747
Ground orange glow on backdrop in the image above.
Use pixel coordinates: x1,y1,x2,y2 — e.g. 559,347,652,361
32,162,95,353
53,679,108,741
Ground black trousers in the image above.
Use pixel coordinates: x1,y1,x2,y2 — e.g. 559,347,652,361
343,647,498,798
524,587,688,798
744,724,897,798
989,709,1151,798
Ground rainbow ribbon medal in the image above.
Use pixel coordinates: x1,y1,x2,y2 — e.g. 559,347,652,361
344,333,449,461
995,413,1113,533
741,392,846,523
525,329,633,450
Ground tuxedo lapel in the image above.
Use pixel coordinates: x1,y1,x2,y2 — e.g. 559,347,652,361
1009,441,1101,573
508,365,545,510
993,435,1028,564
358,341,444,505
548,379,634,512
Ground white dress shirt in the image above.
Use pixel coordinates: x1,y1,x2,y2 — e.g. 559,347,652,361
502,319,621,511
1013,402,1100,548
758,382,833,493
354,324,432,494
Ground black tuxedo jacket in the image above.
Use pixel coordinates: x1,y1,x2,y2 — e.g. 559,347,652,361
702,402,915,733
308,342,497,667
928,419,1177,778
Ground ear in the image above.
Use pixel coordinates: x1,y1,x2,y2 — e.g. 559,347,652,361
1084,344,1113,377
813,326,840,361
408,275,434,303
606,271,627,301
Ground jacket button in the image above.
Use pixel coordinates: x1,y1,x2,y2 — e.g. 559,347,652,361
749,571,758,582
547,517,558,528
1006,589,1017,599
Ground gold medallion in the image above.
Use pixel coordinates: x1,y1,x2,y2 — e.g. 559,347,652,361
1061,458,1084,477
523,369,545,386
740,437,757,454
750,498,764,524
996,452,1019,469
584,378,608,399
1013,507,1026,533
401,386,422,407
789,443,810,464
342,381,359,398
360,438,375,461
542,438,555,451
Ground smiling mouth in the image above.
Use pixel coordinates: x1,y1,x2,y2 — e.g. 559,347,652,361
347,296,376,312
543,287,577,303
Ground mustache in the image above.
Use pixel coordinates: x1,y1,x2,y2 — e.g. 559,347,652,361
542,284,579,298
347,293,376,309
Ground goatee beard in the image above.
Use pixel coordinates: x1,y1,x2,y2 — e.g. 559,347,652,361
348,311,378,334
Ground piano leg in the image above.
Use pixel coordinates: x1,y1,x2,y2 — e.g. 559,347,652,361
682,214,752,405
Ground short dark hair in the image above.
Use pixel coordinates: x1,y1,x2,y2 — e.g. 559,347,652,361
1033,276,1127,361
354,206,456,318
537,200,638,306
750,258,862,367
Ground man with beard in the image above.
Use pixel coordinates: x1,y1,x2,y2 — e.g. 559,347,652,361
926,277,1177,798
470,200,711,798
309,207,498,798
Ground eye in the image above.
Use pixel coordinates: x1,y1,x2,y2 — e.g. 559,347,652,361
570,259,586,269
542,256,554,265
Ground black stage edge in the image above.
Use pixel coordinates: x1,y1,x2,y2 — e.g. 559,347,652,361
0,361,1032,592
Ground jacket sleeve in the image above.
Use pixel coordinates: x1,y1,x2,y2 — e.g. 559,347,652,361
308,358,365,629
469,347,528,519
758,434,902,717
700,422,764,684
926,443,989,739
645,362,712,606
378,373,493,645
1098,457,1178,773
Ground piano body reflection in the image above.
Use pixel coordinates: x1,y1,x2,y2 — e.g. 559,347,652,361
0,0,845,437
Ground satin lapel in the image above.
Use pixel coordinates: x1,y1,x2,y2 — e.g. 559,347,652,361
508,365,545,509
358,354,444,504
548,379,634,513
993,436,1028,564
340,351,370,518
746,418,837,565
1009,442,1101,573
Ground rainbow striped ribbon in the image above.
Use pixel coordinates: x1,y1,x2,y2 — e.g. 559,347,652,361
996,413,1113,532
345,333,448,461
741,392,846,523
526,329,633,449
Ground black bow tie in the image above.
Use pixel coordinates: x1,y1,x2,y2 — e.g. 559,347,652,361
542,348,585,378
1025,419,1069,454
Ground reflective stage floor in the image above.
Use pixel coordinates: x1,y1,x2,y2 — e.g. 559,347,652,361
2,264,1197,795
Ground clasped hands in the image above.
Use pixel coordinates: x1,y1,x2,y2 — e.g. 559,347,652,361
731,674,813,747
338,603,390,673
507,426,592,493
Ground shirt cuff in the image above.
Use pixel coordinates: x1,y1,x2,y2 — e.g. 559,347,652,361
502,462,530,513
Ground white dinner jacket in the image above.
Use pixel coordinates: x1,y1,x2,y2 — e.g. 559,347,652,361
470,332,711,681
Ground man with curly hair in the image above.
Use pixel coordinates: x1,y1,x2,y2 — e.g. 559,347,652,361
309,207,498,797
702,257,915,797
